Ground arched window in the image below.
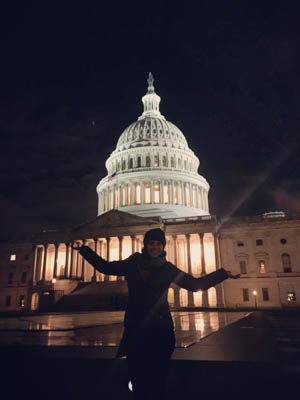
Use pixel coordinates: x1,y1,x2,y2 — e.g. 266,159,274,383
170,156,175,167
146,155,150,167
135,183,141,204
129,158,133,169
184,160,187,170
178,159,182,168
154,155,159,167
117,162,120,171
240,260,247,274
137,157,141,167
259,260,266,274
122,160,126,170
282,253,292,272
163,155,168,167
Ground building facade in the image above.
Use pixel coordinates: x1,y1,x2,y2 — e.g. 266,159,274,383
1,75,299,312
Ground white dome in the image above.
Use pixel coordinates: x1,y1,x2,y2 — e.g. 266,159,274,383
96,73,210,219
116,117,189,151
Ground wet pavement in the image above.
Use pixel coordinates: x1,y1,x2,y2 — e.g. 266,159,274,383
2,310,298,399
0,310,248,347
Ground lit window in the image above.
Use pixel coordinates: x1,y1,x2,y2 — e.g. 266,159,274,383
122,186,126,206
287,291,296,302
114,186,118,207
282,253,292,272
174,184,178,204
10,254,16,261
109,190,113,209
19,295,25,308
127,185,131,205
135,184,141,204
154,184,160,203
239,261,247,274
163,183,169,204
154,155,159,167
145,184,151,204
237,241,244,247
242,288,249,302
259,260,266,274
262,288,269,301
256,239,263,246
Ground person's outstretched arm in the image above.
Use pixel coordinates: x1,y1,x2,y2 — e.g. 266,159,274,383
72,245,133,276
171,266,239,291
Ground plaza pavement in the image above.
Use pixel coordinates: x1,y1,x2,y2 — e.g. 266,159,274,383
1,310,299,399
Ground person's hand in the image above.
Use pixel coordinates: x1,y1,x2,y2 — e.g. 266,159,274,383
225,270,240,279
71,244,81,251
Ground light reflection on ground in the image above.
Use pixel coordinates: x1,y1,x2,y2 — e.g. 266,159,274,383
0,311,249,347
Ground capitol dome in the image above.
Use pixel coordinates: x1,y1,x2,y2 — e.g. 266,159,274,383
96,73,210,219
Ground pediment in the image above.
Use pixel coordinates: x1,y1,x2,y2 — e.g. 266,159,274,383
72,209,162,238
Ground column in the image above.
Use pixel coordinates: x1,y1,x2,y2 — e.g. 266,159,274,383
213,232,225,307
69,243,74,279
160,180,163,204
185,234,195,307
104,237,110,281
131,235,136,254
117,236,123,281
172,235,178,265
182,182,186,206
199,233,208,307
141,181,145,204
81,239,88,281
130,183,134,205
32,245,38,284
170,180,174,205
92,239,98,282
42,244,48,281
53,243,59,279
150,180,154,204
64,243,70,279
189,183,193,207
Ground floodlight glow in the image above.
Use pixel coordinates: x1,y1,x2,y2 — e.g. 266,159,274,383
128,381,133,391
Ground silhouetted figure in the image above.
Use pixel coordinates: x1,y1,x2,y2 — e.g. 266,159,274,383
73,228,239,399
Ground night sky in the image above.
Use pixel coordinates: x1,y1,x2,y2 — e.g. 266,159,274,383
1,2,300,242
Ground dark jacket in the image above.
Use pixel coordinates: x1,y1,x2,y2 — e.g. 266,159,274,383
79,246,228,356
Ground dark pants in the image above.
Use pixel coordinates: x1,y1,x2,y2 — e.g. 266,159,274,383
126,328,175,400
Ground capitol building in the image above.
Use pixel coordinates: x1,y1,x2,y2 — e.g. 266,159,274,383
1,74,300,312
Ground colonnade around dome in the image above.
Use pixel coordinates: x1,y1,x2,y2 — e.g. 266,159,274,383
106,149,199,175
31,232,222,307
98,180,209,214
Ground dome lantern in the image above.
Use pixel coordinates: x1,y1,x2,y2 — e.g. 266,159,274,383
140,72,164,120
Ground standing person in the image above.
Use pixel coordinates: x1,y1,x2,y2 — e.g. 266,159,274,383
73,228,239,399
